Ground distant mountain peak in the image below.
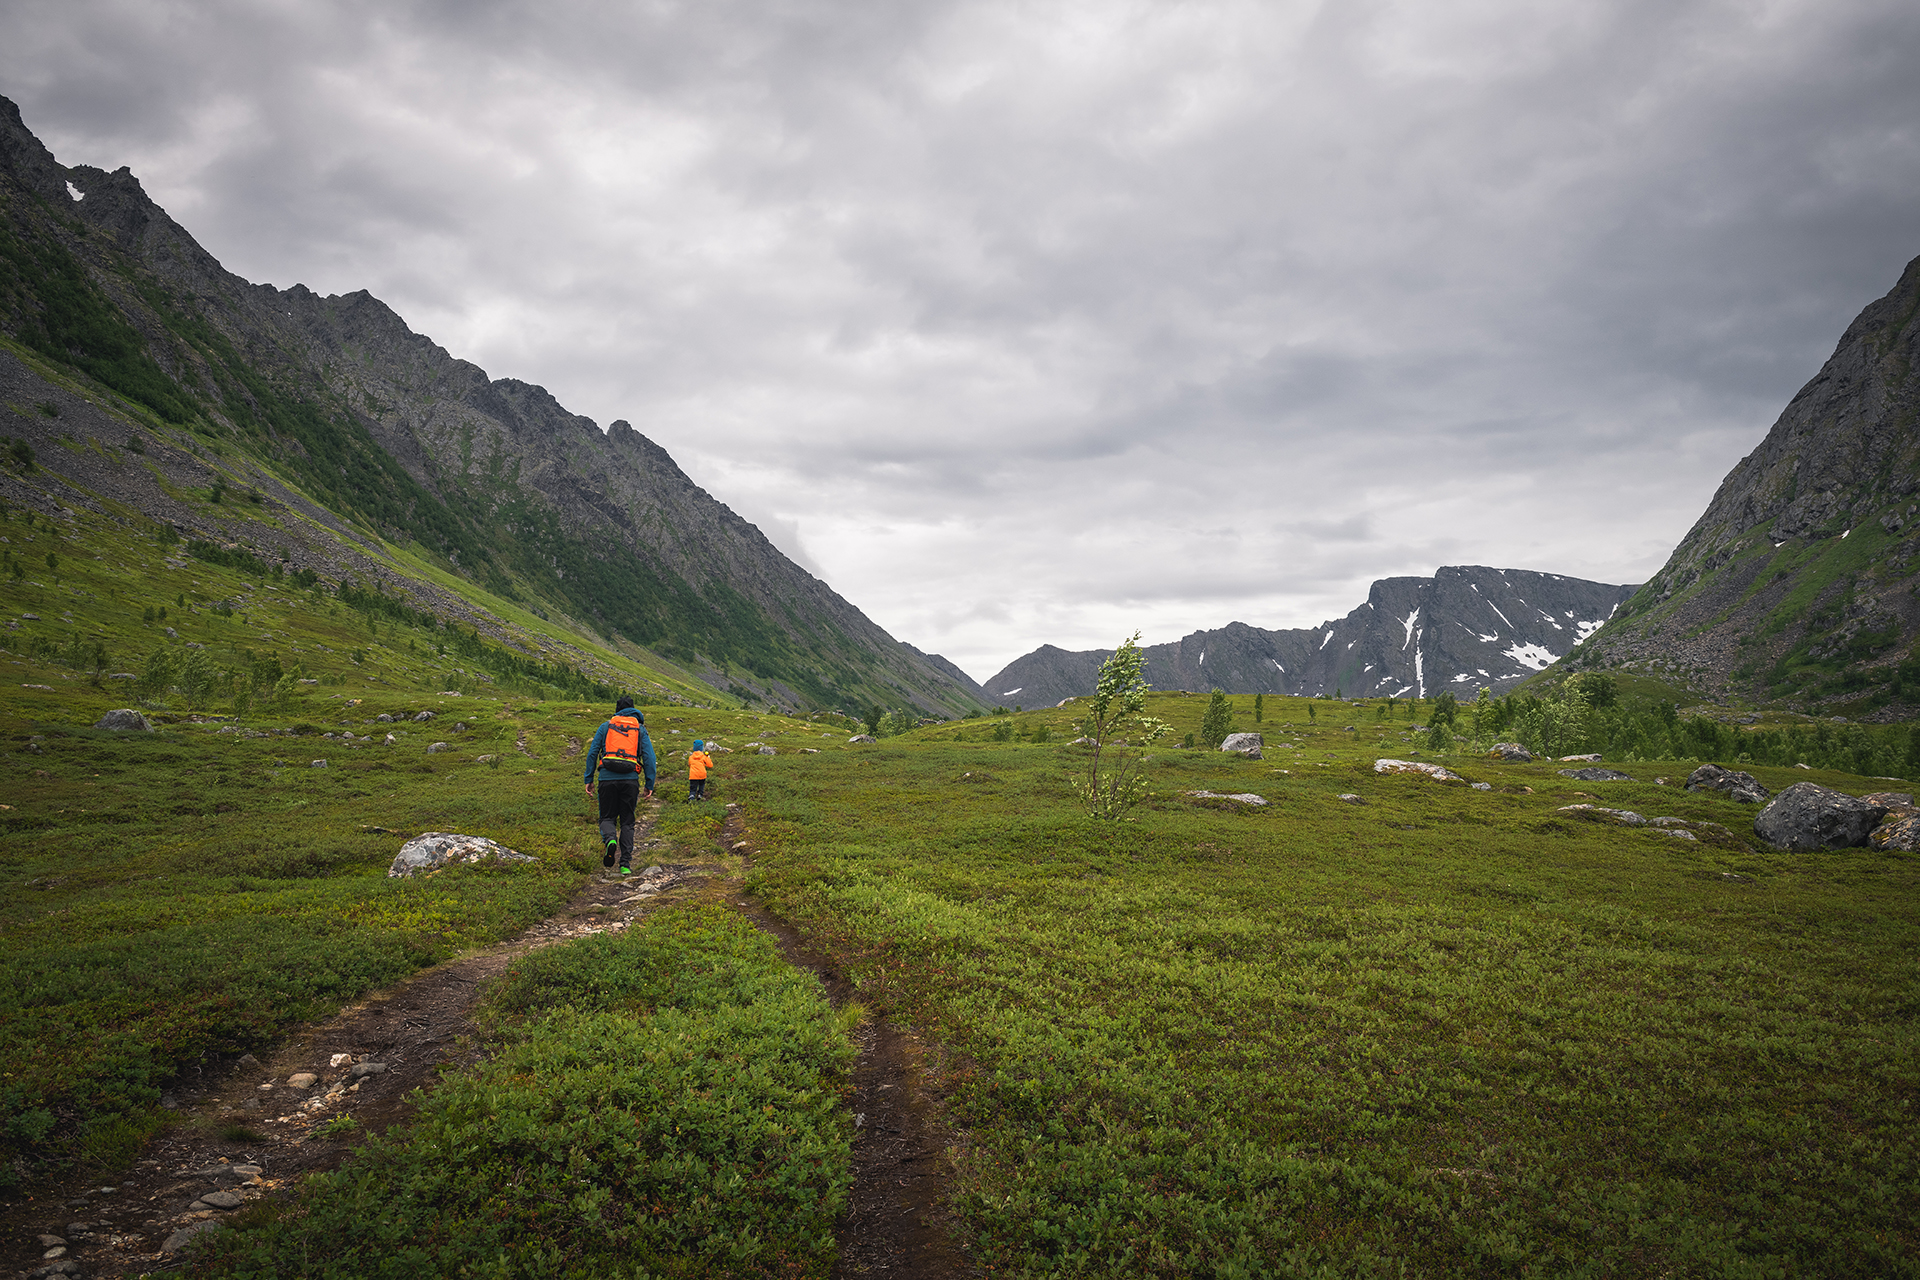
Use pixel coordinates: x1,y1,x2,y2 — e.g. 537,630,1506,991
982,566,1637,706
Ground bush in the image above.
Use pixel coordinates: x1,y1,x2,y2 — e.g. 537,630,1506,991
1200,689,1233,748
1076,634,1169,819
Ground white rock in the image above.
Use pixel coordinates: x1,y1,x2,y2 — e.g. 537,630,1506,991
1219,732,1264,759
1186,790,1268,805
1374,759,1465,782
388,832,537,878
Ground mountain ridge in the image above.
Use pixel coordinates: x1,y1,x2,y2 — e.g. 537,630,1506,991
983,566,1638,707
1570,252,1920,716
0,95,983,716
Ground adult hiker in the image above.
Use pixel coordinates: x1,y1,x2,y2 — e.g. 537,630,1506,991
687,739,715,801
583,695,656,874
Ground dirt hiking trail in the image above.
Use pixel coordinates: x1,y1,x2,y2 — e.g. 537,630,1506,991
5,799,973,1279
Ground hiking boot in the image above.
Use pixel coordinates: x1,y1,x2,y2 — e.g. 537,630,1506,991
619,866,632,875
603,839,617,869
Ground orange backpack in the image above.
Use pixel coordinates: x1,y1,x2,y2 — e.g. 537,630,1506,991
602,714,644,774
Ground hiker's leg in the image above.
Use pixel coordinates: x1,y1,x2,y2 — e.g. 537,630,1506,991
597,783,621,846
612,780,639,866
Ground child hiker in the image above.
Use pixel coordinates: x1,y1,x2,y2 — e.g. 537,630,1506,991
583,696,656,874
687,739,715,801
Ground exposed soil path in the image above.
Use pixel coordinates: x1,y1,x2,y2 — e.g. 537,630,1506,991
711,806,974,1280
1,802,714,1280
6,799,975,1280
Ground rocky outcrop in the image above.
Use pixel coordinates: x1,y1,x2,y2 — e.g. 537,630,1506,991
1752,783,1889,850
1686,763,1770,805
982,567,1637,707
1573,254,1920,710
1374,759,1465,782
93,708,153,731
388,832,537,877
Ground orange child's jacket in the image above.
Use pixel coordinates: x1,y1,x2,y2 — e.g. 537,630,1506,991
688,749,714,781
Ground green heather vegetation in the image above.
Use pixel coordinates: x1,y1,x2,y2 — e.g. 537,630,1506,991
196,905,859,1279
737,698,1920,1276
2,503,1917,1274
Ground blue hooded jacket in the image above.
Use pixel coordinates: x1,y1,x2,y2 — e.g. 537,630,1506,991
584,707,657,789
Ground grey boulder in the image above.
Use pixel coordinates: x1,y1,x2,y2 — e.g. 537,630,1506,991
848,734,877,744
389,832,537,878
1686,763,1770,804
1558,767,1635,782
1870,814,1920,851
1219,732,1264,759
1557,804,1646,826
1753,783,1888,851
1489,742,1533,762
162,1220,221,1253
94,708,153,732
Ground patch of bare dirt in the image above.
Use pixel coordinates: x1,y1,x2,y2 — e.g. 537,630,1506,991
713,806,974,1280
0,803,727,1280
4,799,975,1279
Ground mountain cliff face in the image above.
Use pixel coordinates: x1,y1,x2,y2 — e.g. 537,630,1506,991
982,566,1637,707
1573,254,1920,714
0,96,981,714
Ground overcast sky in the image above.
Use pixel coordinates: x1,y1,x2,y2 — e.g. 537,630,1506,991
4,0,1918,682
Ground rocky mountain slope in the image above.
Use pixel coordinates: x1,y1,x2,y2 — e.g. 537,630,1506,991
0,96,981,715
1570,253,1920,716
982,566,1637,707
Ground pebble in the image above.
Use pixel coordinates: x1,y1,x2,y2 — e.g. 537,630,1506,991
349,1061,388,1078
287,1072,317,1089
330,1053,353,1067
37,1235,65,1248
201,1189,244,1209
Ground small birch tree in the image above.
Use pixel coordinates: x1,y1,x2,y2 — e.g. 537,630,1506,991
1076,633,1169,819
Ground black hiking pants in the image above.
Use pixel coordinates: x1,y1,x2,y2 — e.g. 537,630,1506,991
598,778,641,867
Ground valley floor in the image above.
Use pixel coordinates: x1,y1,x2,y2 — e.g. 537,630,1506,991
3,689,1917,1277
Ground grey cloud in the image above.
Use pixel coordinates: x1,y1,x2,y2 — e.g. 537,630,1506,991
2,0,1916,680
